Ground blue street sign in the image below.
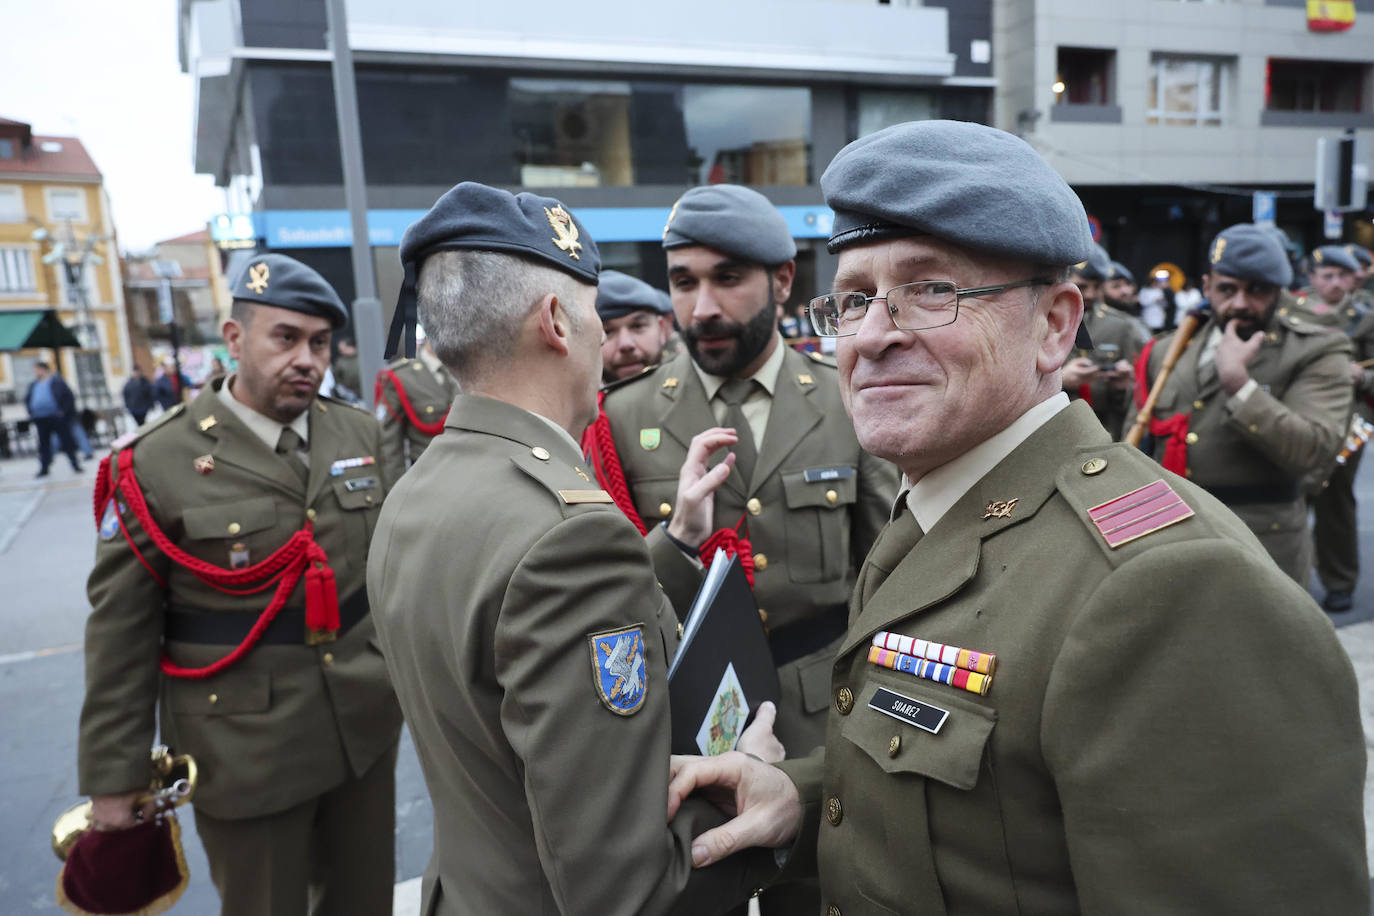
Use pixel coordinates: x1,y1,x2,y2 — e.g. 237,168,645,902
1252,191,1277,227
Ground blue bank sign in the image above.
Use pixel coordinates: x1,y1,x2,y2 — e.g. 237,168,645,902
214,206,835,250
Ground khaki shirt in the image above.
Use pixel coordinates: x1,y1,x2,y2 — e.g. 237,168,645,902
777,401,1367,914
79,378,400,819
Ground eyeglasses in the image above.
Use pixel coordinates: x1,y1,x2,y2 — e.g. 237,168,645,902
807,278,1054,338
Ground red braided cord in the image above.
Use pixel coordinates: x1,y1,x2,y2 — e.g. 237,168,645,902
582,398,649,535
1133,338,1157,409
699,518,756,588
93,455,113,524
104,449,335,679
1132,338,1190,474
375,368,448,437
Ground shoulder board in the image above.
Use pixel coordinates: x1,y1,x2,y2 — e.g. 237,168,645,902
508,445,612,514
804,349,838,368
600,363,659,394
385,356,420,371
319,393,374,415
1281,312,1333,336
113,403,185,452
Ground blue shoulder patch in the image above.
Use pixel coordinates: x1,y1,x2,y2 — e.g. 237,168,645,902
99,499,121,540
589,625,647,715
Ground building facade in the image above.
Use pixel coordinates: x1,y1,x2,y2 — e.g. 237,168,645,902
123,228,231,381
180,0,993,323
0,117,132,407
995,0,1374,281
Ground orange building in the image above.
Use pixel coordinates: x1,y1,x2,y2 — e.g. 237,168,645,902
0,116,131,407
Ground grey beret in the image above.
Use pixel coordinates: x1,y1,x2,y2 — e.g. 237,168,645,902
822,120,1092,266
1312,244,1361,272
1072,244,1113,282
1345,244,1372,268
1107,261,1135,284
596,270,672,321
661,184,797,265
400,181,599,284
230,253,348,328
1206,224,1293,288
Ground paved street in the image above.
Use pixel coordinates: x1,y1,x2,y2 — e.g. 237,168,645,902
2,448,1374,913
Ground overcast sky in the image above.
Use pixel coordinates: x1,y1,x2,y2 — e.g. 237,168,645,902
3,0,223,252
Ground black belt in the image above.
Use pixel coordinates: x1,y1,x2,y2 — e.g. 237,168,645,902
165,588,370,645
1202,484,1300,506
769,605,848,667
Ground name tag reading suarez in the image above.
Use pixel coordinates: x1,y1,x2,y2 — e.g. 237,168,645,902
804,466,855,483
869,687,949,734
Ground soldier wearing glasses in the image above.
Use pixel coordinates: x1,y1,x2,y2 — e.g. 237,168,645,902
1138,225,1352,584
666,120,1366,916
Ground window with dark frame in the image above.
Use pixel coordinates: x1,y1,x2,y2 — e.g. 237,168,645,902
1056,48,1116,106
1267,59,1368,113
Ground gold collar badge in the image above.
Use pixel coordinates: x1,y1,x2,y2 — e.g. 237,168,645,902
544,205,582,260
246,262,270,293
982,498,1019,520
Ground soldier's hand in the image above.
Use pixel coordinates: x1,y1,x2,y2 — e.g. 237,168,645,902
1215,319,1263,395
666,427,738,550
1351,361,1366,385
666,751,802,866
1061,357,1098,389
90,790,155,831
735,701,785,764
1107,358,1136,390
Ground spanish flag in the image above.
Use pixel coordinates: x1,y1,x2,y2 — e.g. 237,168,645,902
1308,0,1355,31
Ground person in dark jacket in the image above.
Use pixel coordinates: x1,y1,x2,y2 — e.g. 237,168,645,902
121,365,155,425
152,359,192,410
25,362,81,476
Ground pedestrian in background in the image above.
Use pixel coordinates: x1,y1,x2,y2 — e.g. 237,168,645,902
121,364,154,426
25,361,82,477
153,358,191,409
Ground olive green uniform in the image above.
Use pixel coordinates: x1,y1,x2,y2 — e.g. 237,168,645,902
79,378,402,916
600,345,897,755
368,394,773,915
775,401,1367,915
1068,302,1149,438
376,354,459,485
332,351,361,397
1139,309,1352,583
1287,291,1370,597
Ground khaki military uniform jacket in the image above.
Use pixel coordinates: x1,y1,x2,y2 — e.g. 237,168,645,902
1140,310,1351,581
600,346,898,753
1070,302,1149,438
80,379,402,820
368,394,772,916
377,355,459,485
776,401,1367,915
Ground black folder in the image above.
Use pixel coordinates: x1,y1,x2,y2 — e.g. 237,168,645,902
667,550,781,756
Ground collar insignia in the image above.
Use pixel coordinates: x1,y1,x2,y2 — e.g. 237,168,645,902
982,498,1018,520
544,205,582,260
199,414,217,432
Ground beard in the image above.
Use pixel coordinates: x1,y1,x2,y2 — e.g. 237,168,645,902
682,299,777,377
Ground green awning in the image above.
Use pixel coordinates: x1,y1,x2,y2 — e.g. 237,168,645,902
0,309,82,350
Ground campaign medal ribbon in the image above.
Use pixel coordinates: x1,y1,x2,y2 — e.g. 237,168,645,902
872,631,996,676
867,645,992,697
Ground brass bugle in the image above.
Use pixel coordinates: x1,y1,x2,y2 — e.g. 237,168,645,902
52,747,197,861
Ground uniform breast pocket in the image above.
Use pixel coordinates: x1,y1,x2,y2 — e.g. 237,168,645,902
630,475,679,528
331,474,383,542
182,497,278,568
781,467,857,583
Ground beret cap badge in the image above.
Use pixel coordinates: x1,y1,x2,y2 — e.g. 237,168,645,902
246,262,270,293
544,205,582,260
1211,237,1226,264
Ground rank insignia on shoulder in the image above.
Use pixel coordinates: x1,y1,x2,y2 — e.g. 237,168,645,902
1088,479,1194,549
589,625,647,715
640,428,661,450
98,499,123,540
559,489,614,504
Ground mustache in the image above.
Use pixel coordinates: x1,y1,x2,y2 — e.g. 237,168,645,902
684,317,745,342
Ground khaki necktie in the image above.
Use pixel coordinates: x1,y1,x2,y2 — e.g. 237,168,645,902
861,501,924,604
276,427,309,487
717,378,760,486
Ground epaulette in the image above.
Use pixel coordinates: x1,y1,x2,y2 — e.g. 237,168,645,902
1281,312,1332,336
318,392,373,415
385,355,421,371
507,442,615,516
1057,442,1223,563
804,349,838,369
600,363,659,394
111,403,185,452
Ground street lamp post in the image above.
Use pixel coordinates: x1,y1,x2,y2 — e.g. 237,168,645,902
33,222,114,415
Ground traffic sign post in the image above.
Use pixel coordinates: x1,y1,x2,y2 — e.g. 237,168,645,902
1252,191,1277,227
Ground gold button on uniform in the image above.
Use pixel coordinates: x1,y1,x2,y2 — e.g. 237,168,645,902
825,489,838,505
659,502,672,517
208,693,219,705
835,687,854,715
888,735,901,757
746,497,762,516
322,652,335,667
753,553,768,571
365,495,374,504
306,508,317,520
1185,432,1199,444
1081,458,1107,476
1194,399,1205,410
425,405,435,414
1248,424,1259,433
531,446,551,461
826,796,843,826
227,522,241,536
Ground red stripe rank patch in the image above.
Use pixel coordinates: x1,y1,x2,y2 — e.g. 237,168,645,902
1087,479,1195,549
